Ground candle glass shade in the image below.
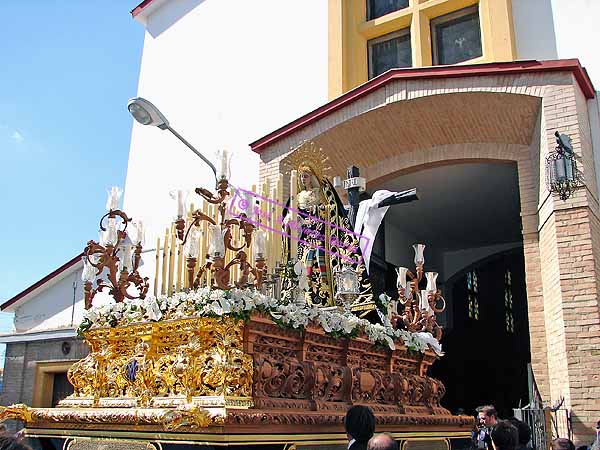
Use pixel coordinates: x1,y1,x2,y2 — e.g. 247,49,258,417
396,267,408,290
106,186,122,211
216,148,232,181
208,224,226,258
105,218,118,247
173,190,188,218
132,220,145,246
119,245,134,272
185,227,201,258
425,272,438,292
253,229,266,260
82,256,96,282
413,244,425,266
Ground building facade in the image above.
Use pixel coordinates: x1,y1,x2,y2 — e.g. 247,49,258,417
0,256,86,411
2,0,600,445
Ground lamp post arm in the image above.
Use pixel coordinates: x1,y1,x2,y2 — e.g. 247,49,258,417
166,125,218,182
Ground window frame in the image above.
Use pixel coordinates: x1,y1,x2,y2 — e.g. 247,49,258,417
430,5,483,66
367,27,412,79
367,0,410,21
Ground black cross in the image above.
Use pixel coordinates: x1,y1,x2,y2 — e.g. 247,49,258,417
343,165,419,229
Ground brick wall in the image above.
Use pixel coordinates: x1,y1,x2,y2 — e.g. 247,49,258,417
1,337,88,407
257,70,600,443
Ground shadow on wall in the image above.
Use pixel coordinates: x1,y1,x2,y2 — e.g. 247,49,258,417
146,0,205,38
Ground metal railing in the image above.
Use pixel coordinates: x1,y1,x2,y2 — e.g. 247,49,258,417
513,407,572,450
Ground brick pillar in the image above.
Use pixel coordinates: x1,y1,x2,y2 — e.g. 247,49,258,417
551,206,600,444
522,231,550,399
538,80,600,445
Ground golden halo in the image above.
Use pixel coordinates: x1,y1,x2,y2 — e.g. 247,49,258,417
280,140,332,180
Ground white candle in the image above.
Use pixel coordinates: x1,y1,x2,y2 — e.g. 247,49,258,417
290,170,298,260
420,290,430,312
242,190,254,220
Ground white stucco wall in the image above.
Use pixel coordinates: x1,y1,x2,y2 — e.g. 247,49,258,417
124,0,329,247
511,0,558,61
512,0,600,85
12,268,84,333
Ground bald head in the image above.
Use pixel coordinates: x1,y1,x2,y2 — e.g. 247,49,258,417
368,434,398,450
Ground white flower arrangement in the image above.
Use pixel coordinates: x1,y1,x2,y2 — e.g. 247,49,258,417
79,288,443,356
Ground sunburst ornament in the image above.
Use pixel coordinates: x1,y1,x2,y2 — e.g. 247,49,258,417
280,140,332,180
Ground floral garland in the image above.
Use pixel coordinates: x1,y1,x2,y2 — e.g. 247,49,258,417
79,287,443,356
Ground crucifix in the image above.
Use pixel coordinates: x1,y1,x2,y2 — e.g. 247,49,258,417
342,165,419,230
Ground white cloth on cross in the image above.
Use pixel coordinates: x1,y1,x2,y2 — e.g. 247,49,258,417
353,190,398,273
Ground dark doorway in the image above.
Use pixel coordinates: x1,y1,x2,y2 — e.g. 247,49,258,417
430,248,531,418
51,372,74,407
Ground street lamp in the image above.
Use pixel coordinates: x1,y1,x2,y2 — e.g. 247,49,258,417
127,97,217,182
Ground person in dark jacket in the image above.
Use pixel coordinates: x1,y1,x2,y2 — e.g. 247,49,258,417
507,417,531,449
0,436,32,450
345,405,376,450
490,421,519,450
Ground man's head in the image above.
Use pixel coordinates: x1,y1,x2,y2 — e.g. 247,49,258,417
368,434,398,450
507,417,531,446
345,405,376,443
477,405,499,428
553,438,575,450
490,420,518,450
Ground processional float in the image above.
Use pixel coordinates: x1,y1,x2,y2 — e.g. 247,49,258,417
0,142,472,449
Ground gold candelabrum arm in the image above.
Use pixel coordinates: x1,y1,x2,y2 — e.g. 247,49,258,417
176,179,266,291
392,263,445,341
83,209,149,310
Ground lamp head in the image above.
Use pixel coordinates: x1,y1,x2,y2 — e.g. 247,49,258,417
127,97,169,130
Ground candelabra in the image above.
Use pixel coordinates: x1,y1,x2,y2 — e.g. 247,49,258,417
174,175,267,291
391,244,445,340
82,187,149,309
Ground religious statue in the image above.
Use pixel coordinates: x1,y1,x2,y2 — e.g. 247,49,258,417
280,146,375,312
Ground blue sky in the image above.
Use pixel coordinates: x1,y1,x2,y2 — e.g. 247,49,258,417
0,1,144,341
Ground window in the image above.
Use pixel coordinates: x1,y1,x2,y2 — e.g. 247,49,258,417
367,0,409,20
368,29,412,79
504,269,514,333
431,6,482,65
467,270,479,320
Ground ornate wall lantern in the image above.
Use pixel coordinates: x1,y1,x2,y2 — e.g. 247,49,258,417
545,131,584,200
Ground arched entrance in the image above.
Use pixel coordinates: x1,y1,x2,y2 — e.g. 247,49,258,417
367,160,531,417
432,248,530,417
270,91,545,417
